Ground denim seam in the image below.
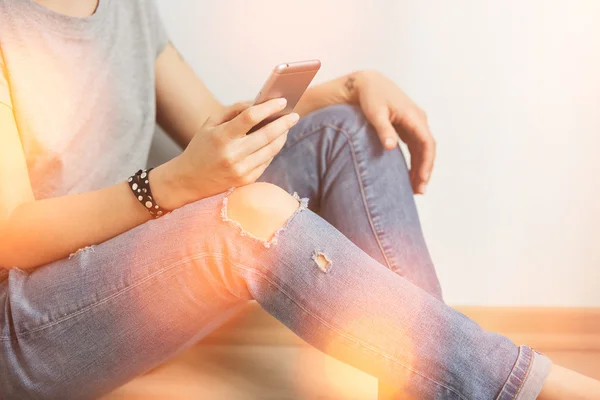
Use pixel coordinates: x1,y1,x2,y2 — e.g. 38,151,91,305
1,252,216,339
231,260,467,400
495,346,533,400
340,124,397,272
512,347,533,399
280,122,395,272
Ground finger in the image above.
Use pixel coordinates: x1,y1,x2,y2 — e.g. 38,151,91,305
242,126,290,172
240,112,299,155
407,131,435,195
226,98,288,137
393,110,434,194
243,156,276,185
208,102,251,126
368,110,399,150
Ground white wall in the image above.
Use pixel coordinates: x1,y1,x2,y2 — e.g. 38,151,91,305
155,0,600,307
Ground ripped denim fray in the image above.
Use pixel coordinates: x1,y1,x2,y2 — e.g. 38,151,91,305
220,187,309,249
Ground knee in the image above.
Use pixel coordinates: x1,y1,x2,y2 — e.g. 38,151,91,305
299,104,378,147
313,104,367,133
225,183,301,242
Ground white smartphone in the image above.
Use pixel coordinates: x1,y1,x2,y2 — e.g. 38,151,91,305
248,59,321,133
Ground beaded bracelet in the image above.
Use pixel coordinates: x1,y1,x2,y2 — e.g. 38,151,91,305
127,168,169,219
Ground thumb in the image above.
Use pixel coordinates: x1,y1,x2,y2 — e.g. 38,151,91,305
369,110,398,150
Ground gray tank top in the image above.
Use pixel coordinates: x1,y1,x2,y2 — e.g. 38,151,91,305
0,0,169,199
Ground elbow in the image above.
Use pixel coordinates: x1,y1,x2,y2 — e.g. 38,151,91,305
0,201,44,269
0,221,17,269
0,225,14,269
0,219,36,270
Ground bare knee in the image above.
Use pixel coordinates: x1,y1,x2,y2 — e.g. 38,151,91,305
225,183,301,242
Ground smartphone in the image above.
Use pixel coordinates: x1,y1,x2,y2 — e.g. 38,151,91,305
248,59,321,133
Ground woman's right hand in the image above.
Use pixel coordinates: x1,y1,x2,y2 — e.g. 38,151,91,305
152,98,299,210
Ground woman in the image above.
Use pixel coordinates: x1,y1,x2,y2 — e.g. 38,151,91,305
0,0,598,399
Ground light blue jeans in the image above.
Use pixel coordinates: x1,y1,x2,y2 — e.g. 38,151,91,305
0,105,550,399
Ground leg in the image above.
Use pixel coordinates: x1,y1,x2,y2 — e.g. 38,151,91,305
539,365,600,400
1,183,550,399
259,104,442,299
259,106,600,399
0,191,253,399
225,185,553,400
225,185,600,400
259,105,442,398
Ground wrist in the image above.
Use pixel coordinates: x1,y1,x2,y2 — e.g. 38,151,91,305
149,156,197,211
344,70,378,105
297,71,366,116
343,71,361,105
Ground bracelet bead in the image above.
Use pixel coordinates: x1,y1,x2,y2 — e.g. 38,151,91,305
127,168,169,219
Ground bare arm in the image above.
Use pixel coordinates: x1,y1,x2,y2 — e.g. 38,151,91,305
294,73,356,118
0,101,180,269
155,43,224,148
0,47,216,269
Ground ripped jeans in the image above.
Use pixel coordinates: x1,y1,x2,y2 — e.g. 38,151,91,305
0,105,550,399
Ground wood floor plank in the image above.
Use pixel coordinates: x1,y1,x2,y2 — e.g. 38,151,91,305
103,345,377,400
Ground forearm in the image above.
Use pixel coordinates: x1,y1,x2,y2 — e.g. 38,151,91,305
294,72,358,117
0,158,185,269
156,44,224,148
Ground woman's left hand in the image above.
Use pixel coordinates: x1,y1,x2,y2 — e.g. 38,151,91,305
351,71,435,195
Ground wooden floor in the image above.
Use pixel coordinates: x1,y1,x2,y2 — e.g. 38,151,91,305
103,345,378,399
103,304,600,400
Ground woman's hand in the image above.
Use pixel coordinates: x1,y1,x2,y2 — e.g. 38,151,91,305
352,71,435,195
152,99,299,210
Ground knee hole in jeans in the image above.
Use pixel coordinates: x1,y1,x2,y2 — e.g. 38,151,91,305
222,183,306,246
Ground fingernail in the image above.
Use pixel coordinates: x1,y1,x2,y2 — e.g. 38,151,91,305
384,137,397,149
290,113,300,123
277,98,287,106
419,183,427,194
